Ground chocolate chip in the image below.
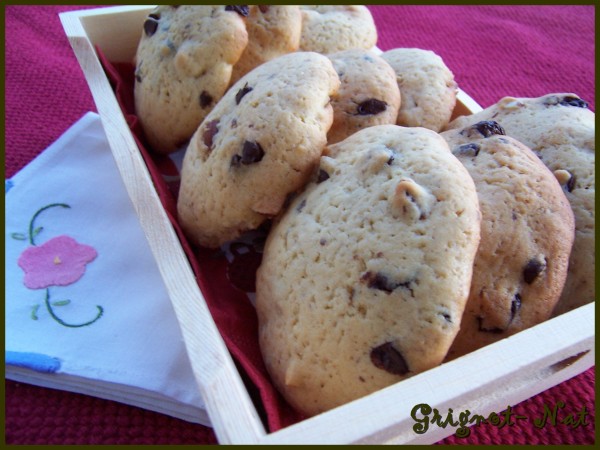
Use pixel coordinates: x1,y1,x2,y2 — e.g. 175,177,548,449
477,317,504,334
356,99,388,115
386,154,395,165
199,91,213,108
225,5,249,16
523,258,546,284
559,96,588,108
545,95,588,108
471,120,506,138
454,143,480,157
235,83,253,104
361,271,414,296
370,342,409,376
509,293,522,325
143,14,160,37
319,238,327,246
231,141,265,167
258,5,270,13
317,169,330,183
202,119,220,149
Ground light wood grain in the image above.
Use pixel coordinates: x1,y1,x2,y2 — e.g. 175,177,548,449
60,5,594,444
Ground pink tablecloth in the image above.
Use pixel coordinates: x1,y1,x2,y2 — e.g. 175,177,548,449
5,5,594,445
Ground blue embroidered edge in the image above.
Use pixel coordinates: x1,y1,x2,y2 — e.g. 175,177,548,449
5,351,61,373
6,179,14,193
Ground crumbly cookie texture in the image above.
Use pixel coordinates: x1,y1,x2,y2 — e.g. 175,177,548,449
177,52,340,248
446,94,595,316
134,5,248,154
326,49,401,144
381,48,457,132
299,5,377,54
229,5,302,87
256,124,481,416
441,122,575,359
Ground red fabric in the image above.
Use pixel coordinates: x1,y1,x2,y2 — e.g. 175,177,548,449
4,5,594,445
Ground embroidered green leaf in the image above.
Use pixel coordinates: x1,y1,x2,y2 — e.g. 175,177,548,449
52,299,71,307
11,232,27,240
31,304,40,320
32,226,44,238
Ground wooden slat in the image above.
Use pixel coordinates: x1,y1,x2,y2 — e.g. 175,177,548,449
59,9,266,444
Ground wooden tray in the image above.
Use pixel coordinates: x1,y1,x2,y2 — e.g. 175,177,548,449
60,5,594,444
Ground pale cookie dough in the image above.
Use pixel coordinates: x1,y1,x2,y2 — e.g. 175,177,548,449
441,121,575,359
177,52,340,248
327,49,401,144
381,48,457,132
134,5,248,154
299,5,377,54
256,124,481,416
229,5,302,86
446,94,595,315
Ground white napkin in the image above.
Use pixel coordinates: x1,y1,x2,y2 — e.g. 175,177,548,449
5,112,210,426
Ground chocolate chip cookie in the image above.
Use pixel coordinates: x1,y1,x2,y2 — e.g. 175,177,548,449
177,52,340,248
134,5,249,154
381,48,457,132
326,49,401,144
441,121,575,359
256,124,481,416
446,94,595,316
229,5,302,86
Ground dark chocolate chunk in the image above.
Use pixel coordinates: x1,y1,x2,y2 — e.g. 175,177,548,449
472,120,506,138
143,14,160,37
454,143,480,157
317,169,330,183
231,141,265,166
356,98,388,115
386,154,395,165
235,83,253,104
258,5,270,13
545,95,588,108
202,119,220,149
559,96,588,108
199,91,213,108
225,5,250,16
523,258,546,284
361,271,414,296
370,342,409,376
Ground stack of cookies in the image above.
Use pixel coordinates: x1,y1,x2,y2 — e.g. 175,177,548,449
133,5,595,418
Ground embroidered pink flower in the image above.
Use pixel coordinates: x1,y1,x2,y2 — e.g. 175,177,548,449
18,235,97,289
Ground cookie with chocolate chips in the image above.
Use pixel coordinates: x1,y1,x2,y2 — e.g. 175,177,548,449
177,51,340,248
326,49,401,144
229,5,302,86
255,124,481,416
381,48,457,132
133,5,248,154
441,122,575,360
298,5,377,54
445,94,595,316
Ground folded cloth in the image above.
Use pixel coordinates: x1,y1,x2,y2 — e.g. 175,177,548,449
5,112,210,426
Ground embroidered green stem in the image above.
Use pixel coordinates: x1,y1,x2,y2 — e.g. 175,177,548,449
29,203,70,245
44,288,104,328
